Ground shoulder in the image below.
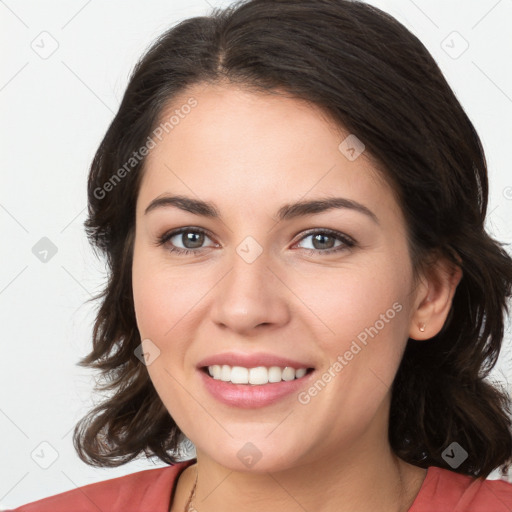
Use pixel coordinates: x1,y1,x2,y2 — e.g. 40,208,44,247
410,466,512,512
7,459,196,512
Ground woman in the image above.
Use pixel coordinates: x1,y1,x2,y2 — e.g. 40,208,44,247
10,0,512,510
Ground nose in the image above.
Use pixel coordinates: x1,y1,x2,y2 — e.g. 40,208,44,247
209,248,291,335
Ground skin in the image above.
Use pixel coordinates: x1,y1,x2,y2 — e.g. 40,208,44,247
132,82,462,512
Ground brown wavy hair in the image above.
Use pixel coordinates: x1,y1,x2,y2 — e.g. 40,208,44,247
74,0,512,478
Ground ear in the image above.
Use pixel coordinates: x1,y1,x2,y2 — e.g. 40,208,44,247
409,254,463,340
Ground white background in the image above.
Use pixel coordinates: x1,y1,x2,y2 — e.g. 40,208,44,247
1,0,511,508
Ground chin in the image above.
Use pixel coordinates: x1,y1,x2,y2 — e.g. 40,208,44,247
196,435,307,473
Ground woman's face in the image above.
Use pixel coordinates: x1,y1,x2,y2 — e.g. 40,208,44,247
132,83,422,472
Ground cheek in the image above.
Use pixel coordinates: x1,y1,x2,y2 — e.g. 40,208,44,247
291,258,410,399
131,247,217,389
293,260,408,341
132,263,167,341
132,245,198,340
131,248,200,418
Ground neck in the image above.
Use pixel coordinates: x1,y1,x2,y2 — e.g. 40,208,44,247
179,441,425,512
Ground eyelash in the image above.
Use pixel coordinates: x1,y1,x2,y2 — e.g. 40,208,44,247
155,227,356,257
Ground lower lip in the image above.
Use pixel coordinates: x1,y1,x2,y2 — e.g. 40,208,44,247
198,368,315,409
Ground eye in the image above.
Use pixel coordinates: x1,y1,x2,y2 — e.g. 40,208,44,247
156,227,217,256
155,227,356,257
294,228,355,255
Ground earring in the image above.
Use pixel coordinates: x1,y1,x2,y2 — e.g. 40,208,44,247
418,322,426,332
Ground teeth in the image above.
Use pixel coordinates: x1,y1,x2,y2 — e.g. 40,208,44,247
207,365,309,385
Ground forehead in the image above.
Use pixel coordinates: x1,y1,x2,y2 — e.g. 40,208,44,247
137,83,400,223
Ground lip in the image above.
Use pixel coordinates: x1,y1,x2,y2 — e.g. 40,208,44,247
196,352,315,370
198,367,316,409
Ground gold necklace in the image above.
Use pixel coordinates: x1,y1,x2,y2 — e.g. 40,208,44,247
184,460,406,512
184,467,198,512
396,458,406,512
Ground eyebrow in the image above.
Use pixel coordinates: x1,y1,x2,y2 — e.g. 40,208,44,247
144,194,379,224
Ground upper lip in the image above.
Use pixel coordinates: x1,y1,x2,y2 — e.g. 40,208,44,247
197,352,315,370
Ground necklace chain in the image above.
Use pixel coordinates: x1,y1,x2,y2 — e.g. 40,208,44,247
184,460,405,512
184,467,198,512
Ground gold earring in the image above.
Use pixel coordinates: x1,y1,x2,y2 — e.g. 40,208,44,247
419,322,426,332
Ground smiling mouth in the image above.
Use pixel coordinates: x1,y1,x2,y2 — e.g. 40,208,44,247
200,366,315,386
